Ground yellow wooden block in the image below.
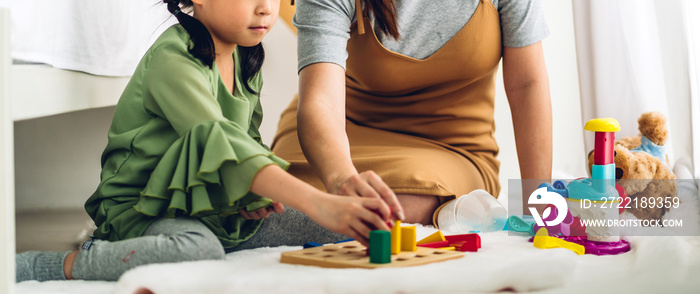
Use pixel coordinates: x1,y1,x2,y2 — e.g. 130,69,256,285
400,226,417,252
438,247,456,251
391,220,401,254
417,231,446,245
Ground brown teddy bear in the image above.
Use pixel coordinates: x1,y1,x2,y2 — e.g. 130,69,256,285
588,112,678,221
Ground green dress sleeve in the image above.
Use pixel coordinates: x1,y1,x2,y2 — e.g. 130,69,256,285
126,45,288,246
247,85,271,150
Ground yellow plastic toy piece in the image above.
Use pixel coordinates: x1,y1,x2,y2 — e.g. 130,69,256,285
533,228,585,255
437,247,456,251
400,226,417,252
584,118,621,132
417,231,446,245
391,220,402,254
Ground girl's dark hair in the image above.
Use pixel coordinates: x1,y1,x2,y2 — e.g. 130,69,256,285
363,0,399,39
164,0,264,94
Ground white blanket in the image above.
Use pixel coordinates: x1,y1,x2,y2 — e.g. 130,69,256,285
16,182,700,294
17,232,700,294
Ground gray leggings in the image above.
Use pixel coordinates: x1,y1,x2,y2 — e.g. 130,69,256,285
73,208,346,281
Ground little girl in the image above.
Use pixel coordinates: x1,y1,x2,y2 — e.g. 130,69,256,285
16,0,403,282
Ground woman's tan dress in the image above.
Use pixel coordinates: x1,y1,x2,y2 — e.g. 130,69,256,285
273,0,502,226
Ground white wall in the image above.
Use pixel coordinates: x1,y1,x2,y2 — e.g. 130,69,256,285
14,0,584,211
258,19,299,145
14,107,112,210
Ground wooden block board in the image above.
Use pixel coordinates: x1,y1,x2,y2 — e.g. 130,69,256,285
280,241,464,269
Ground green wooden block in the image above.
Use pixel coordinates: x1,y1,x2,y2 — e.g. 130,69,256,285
369,230,391,264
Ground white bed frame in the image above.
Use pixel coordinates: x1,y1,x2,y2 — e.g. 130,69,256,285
0,8,130,293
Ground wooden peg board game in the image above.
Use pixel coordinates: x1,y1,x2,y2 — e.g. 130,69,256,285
280,241,464,269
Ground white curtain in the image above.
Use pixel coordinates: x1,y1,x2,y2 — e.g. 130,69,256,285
573,0,700,184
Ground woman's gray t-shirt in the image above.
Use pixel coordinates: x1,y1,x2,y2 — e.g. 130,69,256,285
293,0,549,71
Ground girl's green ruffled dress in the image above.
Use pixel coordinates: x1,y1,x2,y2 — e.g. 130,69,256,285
84,25,288,248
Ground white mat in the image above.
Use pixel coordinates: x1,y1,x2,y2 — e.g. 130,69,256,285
17,232,700,294
16,182,700,294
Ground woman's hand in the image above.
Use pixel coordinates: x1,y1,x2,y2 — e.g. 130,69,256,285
307,194,393,246
239,201,285,220
329,171,406,222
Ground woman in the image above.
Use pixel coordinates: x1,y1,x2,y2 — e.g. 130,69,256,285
272,0,552,226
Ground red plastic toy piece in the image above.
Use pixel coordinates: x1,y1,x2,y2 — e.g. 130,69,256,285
445,233,481,248
445,233,481,252
594,132,615,165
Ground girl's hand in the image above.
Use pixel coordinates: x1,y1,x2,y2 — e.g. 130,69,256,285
239,201,285,220
329,171,405,222
308,194,393,246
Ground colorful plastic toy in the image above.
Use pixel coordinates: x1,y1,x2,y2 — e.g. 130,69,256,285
568,118,622,242
303,242,323,249
506,215,536,236
445,233,481,252
530,118,631,255
533,228,585,255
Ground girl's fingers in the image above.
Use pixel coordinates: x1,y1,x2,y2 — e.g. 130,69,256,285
248,209,264,220
347,224,370,246
256,209,270,219
271,202,285,214
262,207,278,218
241,207,275,220
240,209,253,219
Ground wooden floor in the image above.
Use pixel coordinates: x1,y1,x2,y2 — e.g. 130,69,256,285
15,208,93,253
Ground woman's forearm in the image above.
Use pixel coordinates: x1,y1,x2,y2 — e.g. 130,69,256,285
297,63,358,191
508,84,553,181
503,43,552,214
503,42,553,181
